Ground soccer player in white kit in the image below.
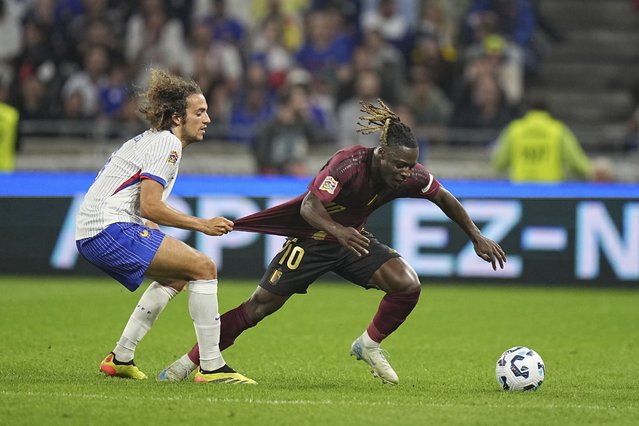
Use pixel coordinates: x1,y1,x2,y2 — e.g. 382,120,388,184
75,69,255,384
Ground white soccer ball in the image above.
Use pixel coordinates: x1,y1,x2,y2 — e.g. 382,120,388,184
495,346,545,391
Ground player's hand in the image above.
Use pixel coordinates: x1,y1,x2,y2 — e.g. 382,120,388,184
144,220,160,230
474,236,506,270
334,227,370,257
203,216,234,236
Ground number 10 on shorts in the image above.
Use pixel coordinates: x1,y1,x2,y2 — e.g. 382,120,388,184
278,240,305,270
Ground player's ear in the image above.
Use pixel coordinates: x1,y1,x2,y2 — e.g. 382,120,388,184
171,112,181,126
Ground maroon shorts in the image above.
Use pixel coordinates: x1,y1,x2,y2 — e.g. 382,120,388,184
258,231,401,296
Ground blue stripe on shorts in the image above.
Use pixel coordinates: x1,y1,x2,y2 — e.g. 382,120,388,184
76,223,165,292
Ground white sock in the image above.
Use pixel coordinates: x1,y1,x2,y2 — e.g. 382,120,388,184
113,282,178,362
361,330,380,348
188,279,225,371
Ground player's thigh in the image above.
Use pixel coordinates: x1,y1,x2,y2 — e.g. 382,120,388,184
146,235,215,281
335,234,403,291
369,257,420,294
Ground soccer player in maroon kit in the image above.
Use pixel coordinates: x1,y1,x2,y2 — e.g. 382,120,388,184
160,100,506,384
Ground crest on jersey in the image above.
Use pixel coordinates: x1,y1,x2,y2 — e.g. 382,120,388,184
319,176,338,194
167,150,179,165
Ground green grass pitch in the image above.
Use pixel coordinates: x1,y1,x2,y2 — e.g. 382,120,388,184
0,276,638,425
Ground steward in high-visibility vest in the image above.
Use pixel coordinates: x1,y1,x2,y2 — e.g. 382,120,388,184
0,101,19,171
492,108,593,182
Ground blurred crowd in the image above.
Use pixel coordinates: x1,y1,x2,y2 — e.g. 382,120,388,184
0,0,625,177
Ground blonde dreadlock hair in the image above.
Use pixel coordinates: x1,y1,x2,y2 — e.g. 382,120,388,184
357,99,417,149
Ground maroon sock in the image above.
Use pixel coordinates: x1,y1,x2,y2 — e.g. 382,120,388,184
187,341,200,365
187,302,256,365
366,288,421,343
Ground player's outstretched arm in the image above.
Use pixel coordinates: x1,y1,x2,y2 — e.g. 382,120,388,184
139,179,233,236
431,187,506,270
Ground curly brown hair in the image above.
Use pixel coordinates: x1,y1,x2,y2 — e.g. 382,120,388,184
357,99,417,149
138,69,202,130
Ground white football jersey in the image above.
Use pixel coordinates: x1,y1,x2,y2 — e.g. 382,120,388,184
76,129,182,239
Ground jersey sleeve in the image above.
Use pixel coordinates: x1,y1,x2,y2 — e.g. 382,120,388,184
140,134,182,187
404,164,441,200
307,151,354,203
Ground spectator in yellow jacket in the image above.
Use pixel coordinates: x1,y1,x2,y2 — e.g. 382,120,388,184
0,96,19,171
491,102,594,182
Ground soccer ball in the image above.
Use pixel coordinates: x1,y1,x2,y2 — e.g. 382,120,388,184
495,346,545,391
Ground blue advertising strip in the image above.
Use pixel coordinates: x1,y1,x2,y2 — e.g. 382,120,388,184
1,171,638,198
1,196,637,285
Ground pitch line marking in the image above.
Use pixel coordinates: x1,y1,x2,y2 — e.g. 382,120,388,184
1,390,636,411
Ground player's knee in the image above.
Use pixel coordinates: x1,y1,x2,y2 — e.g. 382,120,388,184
190,252,217,280
398,279,421,295
158,279,187,293
246,290,286,323
409,281,421,296
386,280,421,309
389,271,421,294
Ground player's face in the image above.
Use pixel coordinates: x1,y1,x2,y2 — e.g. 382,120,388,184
183,93,211,142
379,145,419,188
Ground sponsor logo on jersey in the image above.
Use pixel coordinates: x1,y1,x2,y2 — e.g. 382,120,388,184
319,176,338,194
167,150,179,165
139,230,150,238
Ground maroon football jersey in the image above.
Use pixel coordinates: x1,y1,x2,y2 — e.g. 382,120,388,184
234,145,441,241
